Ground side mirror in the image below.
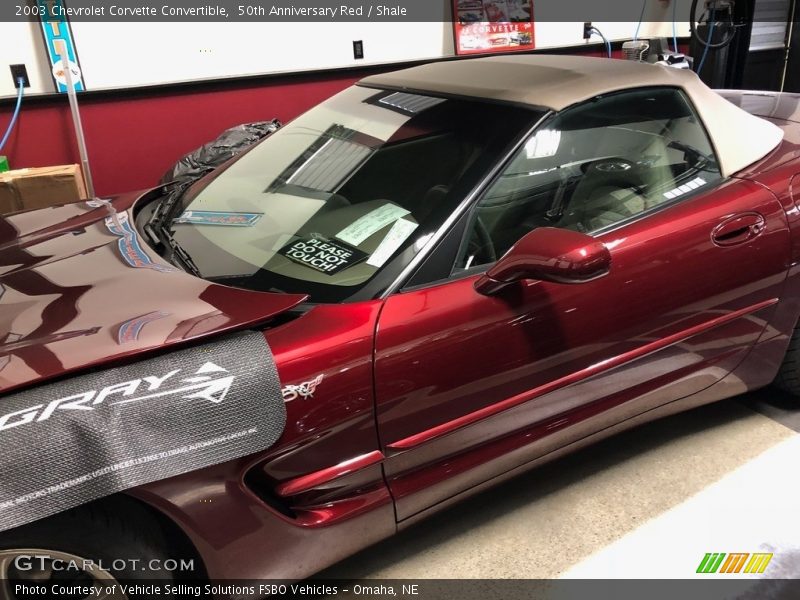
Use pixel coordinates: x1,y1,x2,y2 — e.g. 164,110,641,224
474,227,611,295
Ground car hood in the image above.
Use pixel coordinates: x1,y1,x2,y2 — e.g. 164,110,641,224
0,190,307,395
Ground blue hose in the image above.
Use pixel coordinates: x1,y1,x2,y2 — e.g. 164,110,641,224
0,78,24,154
672,0,679,52
590,27,612,58
696,8,716,74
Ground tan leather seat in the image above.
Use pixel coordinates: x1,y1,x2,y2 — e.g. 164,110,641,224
560,133,677,232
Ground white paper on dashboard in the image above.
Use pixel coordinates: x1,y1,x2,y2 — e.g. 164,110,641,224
367,219,419,268
336,203,411,246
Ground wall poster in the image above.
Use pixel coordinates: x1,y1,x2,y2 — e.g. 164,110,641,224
454,1,535,55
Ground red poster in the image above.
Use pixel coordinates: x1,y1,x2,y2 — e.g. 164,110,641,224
454,0,535,55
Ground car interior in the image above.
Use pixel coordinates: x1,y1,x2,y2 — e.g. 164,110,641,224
458,87,724,269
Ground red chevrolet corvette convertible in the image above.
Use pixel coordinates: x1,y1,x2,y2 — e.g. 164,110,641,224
1,55,799,595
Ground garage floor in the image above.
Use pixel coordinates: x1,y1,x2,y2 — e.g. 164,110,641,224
319,388,800,580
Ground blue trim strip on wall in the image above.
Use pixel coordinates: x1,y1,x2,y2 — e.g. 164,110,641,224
38,0,85,93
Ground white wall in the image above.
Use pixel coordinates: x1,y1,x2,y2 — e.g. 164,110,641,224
69,21,455,90
0,2,692,99
0,21,55,96
534,20,690,50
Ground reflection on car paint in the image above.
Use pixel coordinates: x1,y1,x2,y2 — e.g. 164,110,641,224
116,311,171,345
0,333,21,374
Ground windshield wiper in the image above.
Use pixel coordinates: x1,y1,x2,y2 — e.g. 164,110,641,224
164,230,202,277
143,180,192,247
142,181,201,277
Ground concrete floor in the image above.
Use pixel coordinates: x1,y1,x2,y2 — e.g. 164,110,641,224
319,388,800,581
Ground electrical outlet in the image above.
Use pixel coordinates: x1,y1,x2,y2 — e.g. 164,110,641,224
353,40,364,60
583,22,593,40
10,64,30,88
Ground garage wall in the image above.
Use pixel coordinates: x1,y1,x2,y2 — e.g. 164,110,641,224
0,69,372,196
0,8,690,98
69,22,454,91
66,20,685,92
0,21,57,96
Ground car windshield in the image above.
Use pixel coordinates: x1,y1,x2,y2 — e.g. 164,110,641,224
165,86,541,303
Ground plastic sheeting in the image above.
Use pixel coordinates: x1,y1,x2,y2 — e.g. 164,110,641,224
160,120,281,185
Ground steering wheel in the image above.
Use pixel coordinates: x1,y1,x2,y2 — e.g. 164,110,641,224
558,158,643,229
467,215,497,266
583,157,637,176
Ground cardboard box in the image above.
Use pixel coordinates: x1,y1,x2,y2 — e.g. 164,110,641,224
0,165,88,215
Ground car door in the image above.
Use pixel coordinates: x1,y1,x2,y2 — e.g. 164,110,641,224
374,87,791,522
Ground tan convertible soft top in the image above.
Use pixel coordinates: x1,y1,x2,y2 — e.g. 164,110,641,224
359,55,783,178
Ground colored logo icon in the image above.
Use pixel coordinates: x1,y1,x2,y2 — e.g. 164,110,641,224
696,552,773,574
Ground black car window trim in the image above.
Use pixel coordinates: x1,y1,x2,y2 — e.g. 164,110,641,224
383,110,554,298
